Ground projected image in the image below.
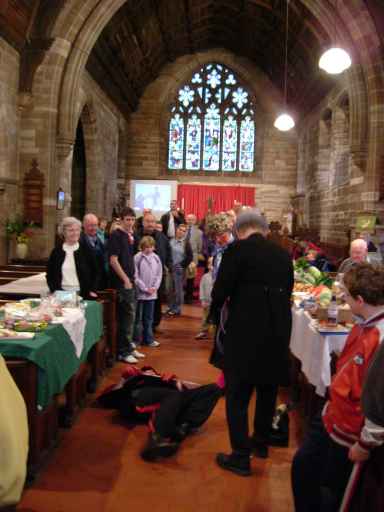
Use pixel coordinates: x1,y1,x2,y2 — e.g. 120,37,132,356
134,184,172,212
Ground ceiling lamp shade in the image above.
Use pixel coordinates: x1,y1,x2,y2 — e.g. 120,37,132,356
274,113,295,131
318,47,352,74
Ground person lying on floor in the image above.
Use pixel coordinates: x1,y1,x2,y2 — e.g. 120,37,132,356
98,365,223,461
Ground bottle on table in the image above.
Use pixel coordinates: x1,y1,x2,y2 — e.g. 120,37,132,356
327,295,338,325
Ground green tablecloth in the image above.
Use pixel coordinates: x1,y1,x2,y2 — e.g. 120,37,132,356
0,301,103,409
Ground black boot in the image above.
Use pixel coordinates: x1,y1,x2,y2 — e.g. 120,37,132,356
172,422,200,442
250,436,269,459
216,452,251,476
141,432,179,462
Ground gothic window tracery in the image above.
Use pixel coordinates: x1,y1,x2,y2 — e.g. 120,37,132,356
167,63,255,174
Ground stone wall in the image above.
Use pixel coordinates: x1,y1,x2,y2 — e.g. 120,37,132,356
0,33,126,262
297,84,382,247
0,39,20,263
125,51,297,224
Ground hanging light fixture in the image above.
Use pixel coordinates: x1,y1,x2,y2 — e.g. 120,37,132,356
274,0,295,132
318,0,351,74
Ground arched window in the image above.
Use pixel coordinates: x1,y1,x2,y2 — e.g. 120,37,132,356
167,63,255,174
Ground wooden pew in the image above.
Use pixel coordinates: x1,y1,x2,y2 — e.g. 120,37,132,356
97,289,117,365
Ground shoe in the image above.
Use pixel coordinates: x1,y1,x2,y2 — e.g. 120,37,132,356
147,340,160,347
132,350,146,358
131,342,137,349
216,453,251,477
166,310,176,317
195,331,208,340
141,433,179,462
172,423,200,442
118,354,138,364
250,438,269,459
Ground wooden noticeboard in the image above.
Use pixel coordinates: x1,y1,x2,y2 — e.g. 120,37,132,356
24,159,44,226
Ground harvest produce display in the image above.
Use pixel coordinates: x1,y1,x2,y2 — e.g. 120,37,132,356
293,258,333,307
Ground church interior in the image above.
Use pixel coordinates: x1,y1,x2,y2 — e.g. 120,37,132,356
1,1,384,511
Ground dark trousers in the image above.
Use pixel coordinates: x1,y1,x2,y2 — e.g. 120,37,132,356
291,416,353,512
153,275,166,328
116,288,136,357
136,384,222,438
135,300,155,345
224,369,278,457
185,277,195,302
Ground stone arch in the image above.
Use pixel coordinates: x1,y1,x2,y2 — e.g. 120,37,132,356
304,0,383,178
23,0,384,236
77,101,104,214
25,0,381,148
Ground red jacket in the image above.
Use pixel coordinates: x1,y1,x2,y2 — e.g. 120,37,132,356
322,311,384,451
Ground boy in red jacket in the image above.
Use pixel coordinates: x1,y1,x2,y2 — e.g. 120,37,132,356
292,263,384,511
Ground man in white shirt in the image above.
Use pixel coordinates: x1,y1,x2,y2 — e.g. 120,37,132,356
160,200,185,240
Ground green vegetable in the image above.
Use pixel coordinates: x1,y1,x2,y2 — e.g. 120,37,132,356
308,266,322,279
294,257,310,271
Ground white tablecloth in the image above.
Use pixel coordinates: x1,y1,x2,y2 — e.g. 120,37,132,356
52,308,87,358
290,308,348,397
0,273,49,295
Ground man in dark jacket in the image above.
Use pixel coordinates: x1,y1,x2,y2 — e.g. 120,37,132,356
210,209,294,476
81,212,108,290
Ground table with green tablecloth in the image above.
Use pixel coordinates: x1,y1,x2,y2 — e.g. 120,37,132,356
0,301,103,409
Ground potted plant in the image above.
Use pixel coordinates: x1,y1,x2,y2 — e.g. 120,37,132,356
5,216,34,260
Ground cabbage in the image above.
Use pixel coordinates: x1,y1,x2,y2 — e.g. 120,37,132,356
308,266,322,279
318,287,332,307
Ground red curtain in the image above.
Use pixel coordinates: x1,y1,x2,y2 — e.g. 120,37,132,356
177,184,255,220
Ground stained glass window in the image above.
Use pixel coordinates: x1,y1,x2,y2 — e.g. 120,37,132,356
167,63,255,173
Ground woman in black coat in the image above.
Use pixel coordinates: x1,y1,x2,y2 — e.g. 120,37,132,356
46,217,99,299
210,209,294,475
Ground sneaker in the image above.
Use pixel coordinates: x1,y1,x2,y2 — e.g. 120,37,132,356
131,342,137,349
132,350,146,359
165,310,176,317
147,340,160,347
118,354,138,364
195,331,208,340
216,452,251,477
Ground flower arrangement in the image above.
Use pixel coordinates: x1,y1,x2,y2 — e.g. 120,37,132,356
5,216,34,244
205,213,233,237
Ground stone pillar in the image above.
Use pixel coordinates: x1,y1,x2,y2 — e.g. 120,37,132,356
55,138,75,223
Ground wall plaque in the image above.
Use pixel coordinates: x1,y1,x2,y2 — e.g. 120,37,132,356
23,159,44,226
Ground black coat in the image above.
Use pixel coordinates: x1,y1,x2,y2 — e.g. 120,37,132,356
80,232,108,290
210,233,294,385
46,242,99,299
